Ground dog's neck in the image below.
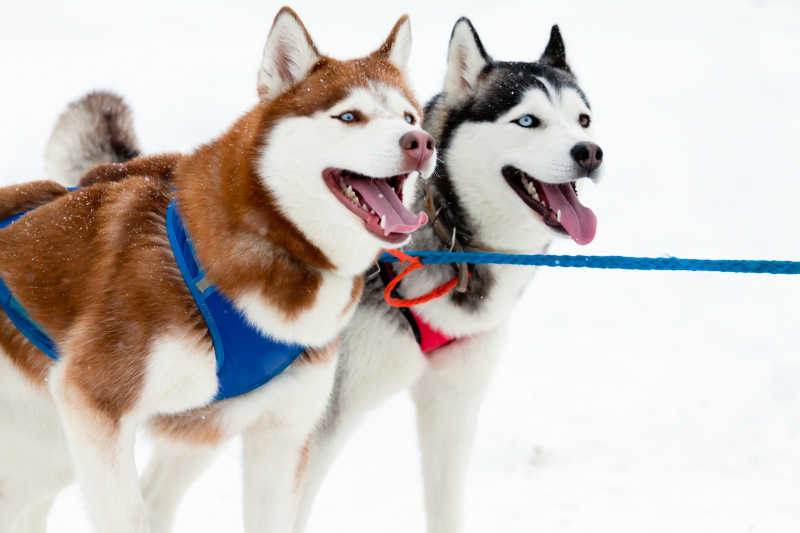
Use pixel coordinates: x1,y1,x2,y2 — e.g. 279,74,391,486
173,106,344,299
382,167,548,333
399,175,525,314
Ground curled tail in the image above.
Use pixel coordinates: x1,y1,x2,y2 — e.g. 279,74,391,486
44,91,141,186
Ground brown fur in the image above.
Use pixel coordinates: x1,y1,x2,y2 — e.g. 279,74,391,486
149,405,225,445
0,22,415,424
297,338,339,365
0,180,69,219
172,48,419,318
341,276,364,317
295,435,312,491
79,153,182,187
0,179,209,420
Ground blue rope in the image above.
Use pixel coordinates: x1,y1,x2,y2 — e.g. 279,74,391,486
379,251,800,275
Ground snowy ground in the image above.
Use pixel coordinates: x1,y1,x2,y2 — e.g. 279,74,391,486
1,0,799,531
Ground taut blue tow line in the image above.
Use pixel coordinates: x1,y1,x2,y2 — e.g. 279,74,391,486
379,251,800,275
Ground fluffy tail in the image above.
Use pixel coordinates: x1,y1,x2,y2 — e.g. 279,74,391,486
44,91,141,186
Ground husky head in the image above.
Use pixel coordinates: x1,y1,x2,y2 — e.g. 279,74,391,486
256,8,436,275
424,19,601,251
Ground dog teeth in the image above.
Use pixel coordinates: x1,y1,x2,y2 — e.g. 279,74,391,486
380,215,386,229
345,188,358,204
522,177,540,202
556,209,562,222
339,180,362,207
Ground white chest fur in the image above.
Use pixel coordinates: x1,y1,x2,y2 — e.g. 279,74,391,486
234,269,358,348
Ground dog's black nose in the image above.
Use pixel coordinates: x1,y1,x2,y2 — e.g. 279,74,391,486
571,142,603,172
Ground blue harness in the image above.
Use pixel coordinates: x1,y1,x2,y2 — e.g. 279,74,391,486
0,199,306,401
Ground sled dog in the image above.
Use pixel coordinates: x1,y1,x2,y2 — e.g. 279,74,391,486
0,7,434,533
294,18,603,532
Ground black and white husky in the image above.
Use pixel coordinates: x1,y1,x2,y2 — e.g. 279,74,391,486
294,18,603,532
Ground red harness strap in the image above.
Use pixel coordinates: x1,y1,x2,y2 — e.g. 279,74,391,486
409,310,455,353
380,249,459,353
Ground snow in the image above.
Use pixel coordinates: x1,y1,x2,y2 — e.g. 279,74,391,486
1,0,799,531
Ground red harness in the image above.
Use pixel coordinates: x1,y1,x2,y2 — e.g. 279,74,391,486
409,310,455,353
378,249,459,354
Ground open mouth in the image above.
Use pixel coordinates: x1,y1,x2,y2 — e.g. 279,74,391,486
323,168,428,243
502,165,597,245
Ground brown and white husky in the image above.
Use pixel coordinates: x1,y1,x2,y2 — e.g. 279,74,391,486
0,7,435,533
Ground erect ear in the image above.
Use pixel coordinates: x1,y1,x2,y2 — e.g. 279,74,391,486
257,7,321,100
374,15,412,74
539,25,571,72
444,17,491,105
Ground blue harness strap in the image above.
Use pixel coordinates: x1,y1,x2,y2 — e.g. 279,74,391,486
0,199,306,401
166,200,306,401
0,211,59,359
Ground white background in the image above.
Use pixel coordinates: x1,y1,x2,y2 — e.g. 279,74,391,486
1,0,798,531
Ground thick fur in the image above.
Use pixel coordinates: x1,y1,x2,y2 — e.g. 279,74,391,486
0,7,433,533
44,91,141,186
293,19,603,532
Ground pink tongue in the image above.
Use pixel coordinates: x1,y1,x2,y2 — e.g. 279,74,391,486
539,183,597,245
347,177,428,236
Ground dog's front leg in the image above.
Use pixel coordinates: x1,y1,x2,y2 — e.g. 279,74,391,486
50,378,150,533
141,440,220,533
411,329,505,533
242,421,311,532
11,496,56,533
241,356,337,533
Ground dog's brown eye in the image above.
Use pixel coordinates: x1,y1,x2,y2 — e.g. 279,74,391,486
404,112,416,125
579,114,591,128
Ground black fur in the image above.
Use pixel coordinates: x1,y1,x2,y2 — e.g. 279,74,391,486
375,22,591,314
427,61,587,260
409,23,589,312
540,25,570,72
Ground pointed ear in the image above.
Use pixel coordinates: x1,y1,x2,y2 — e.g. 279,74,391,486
540,25,570,72
374,15,412,74
257,7,321,100
444,17,491,104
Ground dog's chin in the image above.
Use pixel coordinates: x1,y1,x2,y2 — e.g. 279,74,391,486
322,167,427,245
501,165,597,246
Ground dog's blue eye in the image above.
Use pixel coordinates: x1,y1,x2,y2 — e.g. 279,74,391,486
404,112,415,124
514,114,540,128
338,112,356,122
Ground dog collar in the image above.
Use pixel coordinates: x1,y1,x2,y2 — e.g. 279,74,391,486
420,180,505,294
